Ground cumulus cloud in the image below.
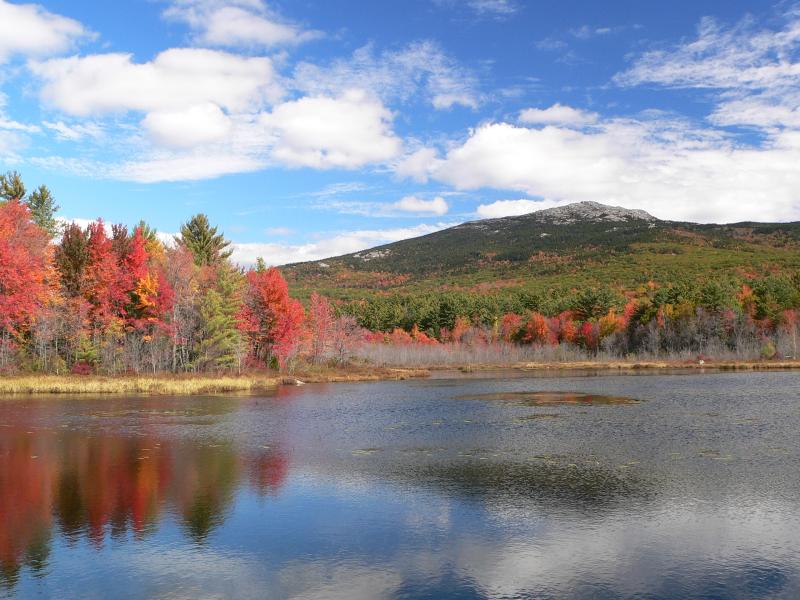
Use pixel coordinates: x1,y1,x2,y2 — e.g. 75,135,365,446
395,148,441,182
293,41,480,110
30,86,401,180
393,195,449,215
230,222,454,266
14,8,477,182
519,103,598,127
401,117,800,223
28,47,287,172
142,102,232,148
263,90,401,169
30,48,281,116
164,0,319,48
0,0,90,63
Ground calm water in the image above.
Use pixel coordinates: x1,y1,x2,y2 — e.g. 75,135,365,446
1,371,800,599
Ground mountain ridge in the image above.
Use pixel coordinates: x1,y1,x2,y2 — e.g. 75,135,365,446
282,201,800,301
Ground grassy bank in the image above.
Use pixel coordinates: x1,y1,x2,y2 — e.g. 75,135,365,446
0,375,281,395
0,366,430,395
1,360,796,395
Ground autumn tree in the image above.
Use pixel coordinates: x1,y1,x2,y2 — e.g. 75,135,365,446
164,245,199,372
83,220,128,331
239,266,305,370
0,200,54,368
307,293,335,364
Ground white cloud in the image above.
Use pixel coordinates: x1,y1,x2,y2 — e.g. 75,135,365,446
29,47,283,168
476,199,560,218
0,116,39,133
401,118,800,223
570,25,625,39
42,120,102,141
231,222,454,266
164,0,319,48
395,148,441,182
30,48,281,116
142,102,232,148
263,89,401,169
468,0,518,16
615,13,800,91
615,9,800,132
435,0,518,18
30,88,401,180
393,195,449,215
293,41,480,110
0,0,90,63
0,129,23,158
113,152,267,183
519,103,598,127
266,226,292,235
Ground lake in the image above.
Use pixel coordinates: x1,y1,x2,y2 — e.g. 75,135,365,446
1,370,799,599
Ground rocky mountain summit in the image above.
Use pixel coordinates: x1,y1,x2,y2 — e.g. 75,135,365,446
530,201,658,224
453,201,658,234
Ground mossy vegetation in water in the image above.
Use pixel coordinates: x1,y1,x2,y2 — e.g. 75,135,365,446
458,391,640,406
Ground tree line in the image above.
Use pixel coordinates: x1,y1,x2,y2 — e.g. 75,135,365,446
0,172,359,374
1,170,799,373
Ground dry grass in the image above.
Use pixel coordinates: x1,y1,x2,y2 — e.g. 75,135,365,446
0,367,430,395
290,365,430,383
0,375,281,395
2,359,796,396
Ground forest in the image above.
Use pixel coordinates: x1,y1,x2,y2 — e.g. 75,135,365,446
1,170,799,375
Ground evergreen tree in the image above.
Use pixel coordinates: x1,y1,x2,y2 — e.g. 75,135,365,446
194,265,243,370
136,220,159,243
26,185,60,237
0,171,26,203
178,214,232,266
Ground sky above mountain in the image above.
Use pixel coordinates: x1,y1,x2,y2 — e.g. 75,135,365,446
1,0,799,264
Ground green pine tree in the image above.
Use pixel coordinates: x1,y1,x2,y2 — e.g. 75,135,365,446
26,185,60,237
178,214,232,266
194,265,244,371
0,171,26,202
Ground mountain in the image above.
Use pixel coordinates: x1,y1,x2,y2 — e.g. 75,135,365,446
282,201,800,300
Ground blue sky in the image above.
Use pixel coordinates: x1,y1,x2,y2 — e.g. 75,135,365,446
1,0,799,265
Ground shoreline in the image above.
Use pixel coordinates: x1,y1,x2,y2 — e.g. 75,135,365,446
0,360,797,395
455,359,800,373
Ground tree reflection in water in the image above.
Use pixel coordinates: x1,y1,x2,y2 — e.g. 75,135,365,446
0,428,288,588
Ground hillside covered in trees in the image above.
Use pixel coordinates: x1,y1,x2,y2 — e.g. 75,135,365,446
1,173,799,373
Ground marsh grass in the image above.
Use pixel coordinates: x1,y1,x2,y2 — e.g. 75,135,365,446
0,366,430,395
0,375,281,395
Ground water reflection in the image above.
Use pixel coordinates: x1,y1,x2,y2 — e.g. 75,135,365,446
1,372,800,599
0,427,287,588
